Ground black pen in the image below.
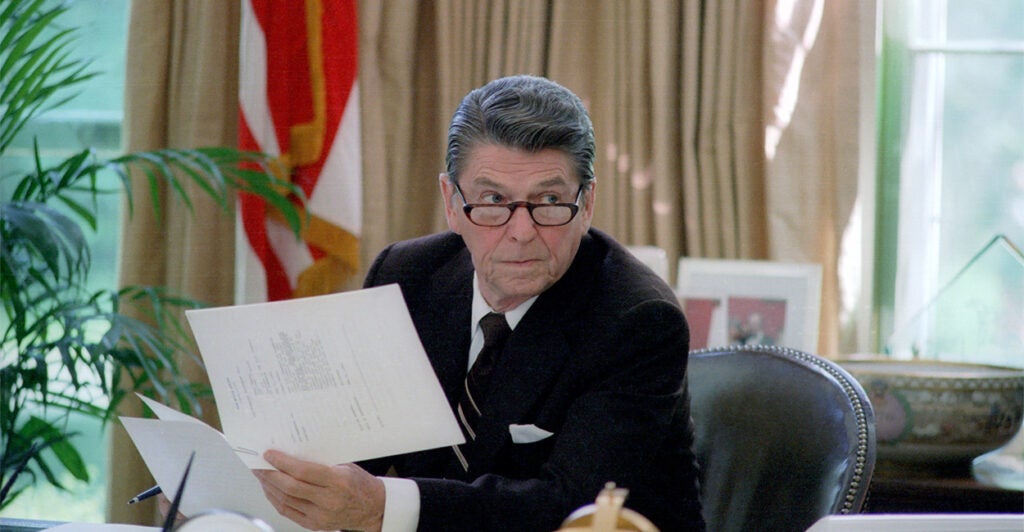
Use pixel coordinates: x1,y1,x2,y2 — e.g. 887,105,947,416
127,485,161,504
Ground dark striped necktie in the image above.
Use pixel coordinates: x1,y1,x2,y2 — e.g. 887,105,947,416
453,312,511,470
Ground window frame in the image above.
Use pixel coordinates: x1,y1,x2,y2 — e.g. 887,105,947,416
871,0,1024,357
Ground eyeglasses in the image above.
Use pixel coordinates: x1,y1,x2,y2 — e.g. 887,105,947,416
454,184,585,227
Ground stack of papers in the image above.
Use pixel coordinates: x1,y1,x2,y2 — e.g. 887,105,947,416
120,284,463,529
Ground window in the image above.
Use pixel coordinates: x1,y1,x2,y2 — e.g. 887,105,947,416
1,0,130,521
875,0,1024,367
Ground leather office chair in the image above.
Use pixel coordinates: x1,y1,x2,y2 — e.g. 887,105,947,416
688,345,876,532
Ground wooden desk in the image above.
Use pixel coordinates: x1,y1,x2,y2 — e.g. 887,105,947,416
866,475,1024,514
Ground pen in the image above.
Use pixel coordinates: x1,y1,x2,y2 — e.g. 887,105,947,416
127,485,161,505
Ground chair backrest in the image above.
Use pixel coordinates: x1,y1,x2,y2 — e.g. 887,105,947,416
688,345,876,532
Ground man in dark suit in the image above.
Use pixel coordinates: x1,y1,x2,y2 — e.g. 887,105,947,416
254,75,704,531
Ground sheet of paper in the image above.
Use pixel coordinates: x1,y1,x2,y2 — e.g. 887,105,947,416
136,393,256,460
119,417,301,532
137,393,200,423
185,283,464,468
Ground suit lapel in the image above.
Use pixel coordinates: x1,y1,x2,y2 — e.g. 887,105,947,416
415,252,474,405
493,317,569,417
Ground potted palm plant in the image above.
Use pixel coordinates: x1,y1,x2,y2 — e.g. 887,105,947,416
0,0,305,507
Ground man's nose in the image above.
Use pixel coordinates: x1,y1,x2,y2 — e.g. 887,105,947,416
505,205,538,239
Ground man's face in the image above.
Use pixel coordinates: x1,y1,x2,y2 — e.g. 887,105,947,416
441,144,595,312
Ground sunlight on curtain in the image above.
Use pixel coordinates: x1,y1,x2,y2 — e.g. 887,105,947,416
765,0,870,355
764,0,823,160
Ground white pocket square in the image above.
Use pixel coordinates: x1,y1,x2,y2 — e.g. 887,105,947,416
508,423,554,444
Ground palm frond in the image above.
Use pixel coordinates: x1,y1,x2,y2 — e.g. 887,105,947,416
109,148,308,232
0,200,90,293
0,0,95,155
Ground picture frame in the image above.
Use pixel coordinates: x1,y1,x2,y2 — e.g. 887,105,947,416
676,258,823,352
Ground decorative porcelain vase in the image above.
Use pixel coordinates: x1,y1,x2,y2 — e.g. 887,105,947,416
837,358,1024,474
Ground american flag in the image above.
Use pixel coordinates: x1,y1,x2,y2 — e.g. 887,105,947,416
237,0,361,302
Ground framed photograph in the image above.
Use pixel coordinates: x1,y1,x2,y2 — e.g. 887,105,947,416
676,258,823,352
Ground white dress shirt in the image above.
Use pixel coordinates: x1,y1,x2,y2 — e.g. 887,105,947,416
378,273,537,531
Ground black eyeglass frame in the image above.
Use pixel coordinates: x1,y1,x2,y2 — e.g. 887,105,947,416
453,183,586,227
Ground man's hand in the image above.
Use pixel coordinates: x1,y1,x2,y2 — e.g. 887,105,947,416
254,450,385,532
156,493,187,527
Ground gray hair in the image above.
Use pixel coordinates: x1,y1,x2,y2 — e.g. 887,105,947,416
445,75,595,189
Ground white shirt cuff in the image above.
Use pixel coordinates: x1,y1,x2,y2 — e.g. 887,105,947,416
380,476,420,532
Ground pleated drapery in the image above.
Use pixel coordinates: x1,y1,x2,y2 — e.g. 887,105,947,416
109,1,241,524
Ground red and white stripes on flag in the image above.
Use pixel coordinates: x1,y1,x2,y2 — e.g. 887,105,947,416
237,0,361,302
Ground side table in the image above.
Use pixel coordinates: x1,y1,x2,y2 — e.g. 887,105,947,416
866,475,1024,514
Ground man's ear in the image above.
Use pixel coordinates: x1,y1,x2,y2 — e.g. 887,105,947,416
439,173,461,234
581,181,596,231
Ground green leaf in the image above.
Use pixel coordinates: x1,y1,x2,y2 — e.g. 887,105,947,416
16,416,84,489
0,0,92,154
1,201,90,284
49,435,89,482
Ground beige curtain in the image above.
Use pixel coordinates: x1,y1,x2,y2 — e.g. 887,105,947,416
360,0,552,258
110,0,864,522
764,0,867,355
359,0,863,356
109,1,240,525
546,1,767,262
360,1,772,270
